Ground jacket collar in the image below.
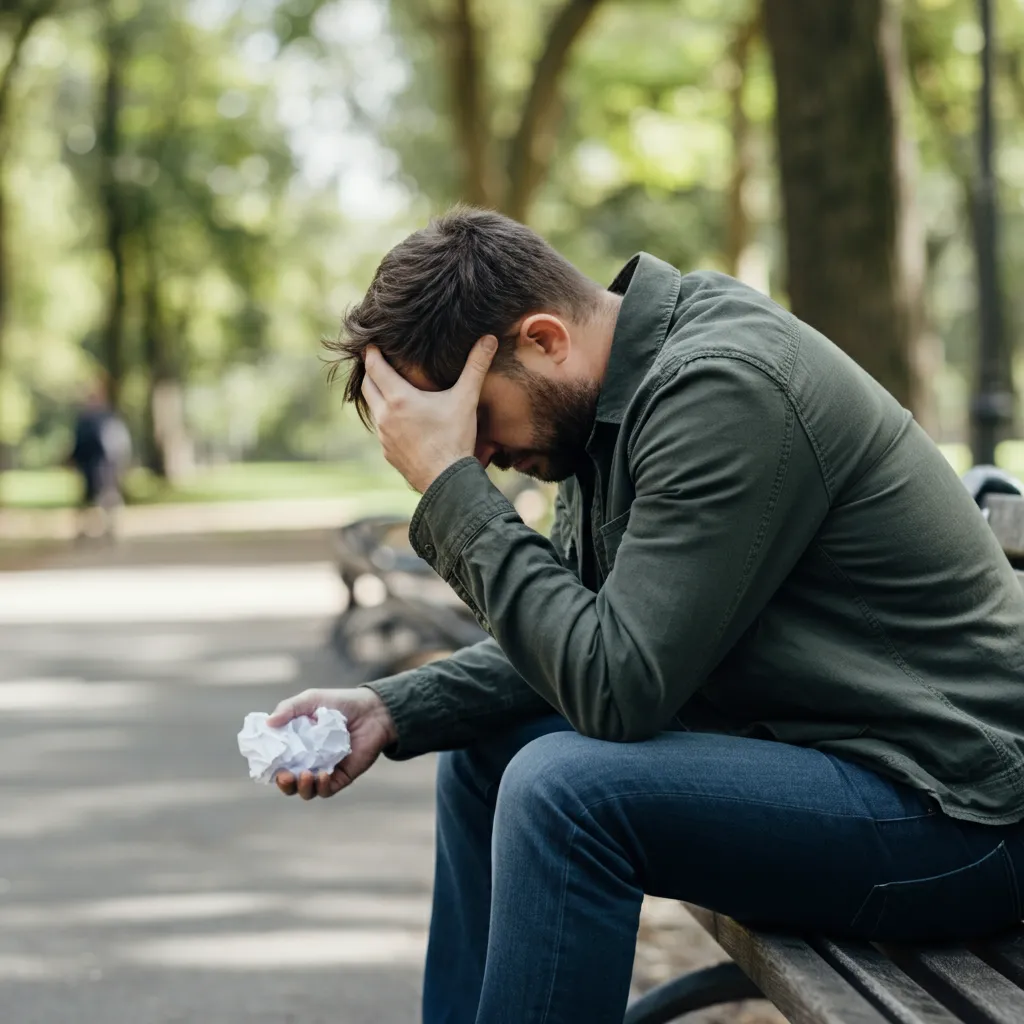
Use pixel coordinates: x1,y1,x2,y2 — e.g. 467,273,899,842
594,252,681,426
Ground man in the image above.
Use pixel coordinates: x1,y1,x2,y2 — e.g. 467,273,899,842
269,208,1024,1024
69,381,131,541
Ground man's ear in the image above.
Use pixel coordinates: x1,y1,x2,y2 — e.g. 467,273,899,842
517,313,571,366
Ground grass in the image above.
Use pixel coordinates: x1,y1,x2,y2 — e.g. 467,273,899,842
0,460,410,509
2,442,1024,510
937,441,1024,478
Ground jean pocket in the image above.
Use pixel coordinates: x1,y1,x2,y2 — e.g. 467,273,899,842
850,841,1021,942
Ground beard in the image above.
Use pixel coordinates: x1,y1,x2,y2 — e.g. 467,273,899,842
491,370,600,483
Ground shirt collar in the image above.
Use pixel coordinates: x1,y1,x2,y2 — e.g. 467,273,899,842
594,252,681,426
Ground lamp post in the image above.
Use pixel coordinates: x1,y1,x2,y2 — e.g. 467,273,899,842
971,0,1014,465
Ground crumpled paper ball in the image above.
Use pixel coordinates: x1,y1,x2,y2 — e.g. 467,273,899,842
237,707,351,784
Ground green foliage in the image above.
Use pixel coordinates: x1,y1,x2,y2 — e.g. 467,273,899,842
0,0,1023,484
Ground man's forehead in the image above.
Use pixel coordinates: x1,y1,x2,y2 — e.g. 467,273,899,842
366,353,439,392
398,363,440,392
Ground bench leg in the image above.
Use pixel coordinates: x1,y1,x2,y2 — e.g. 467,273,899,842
624,962,762,1024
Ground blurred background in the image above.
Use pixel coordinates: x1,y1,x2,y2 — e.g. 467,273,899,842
0,1,1021,1022
0,0,1022,526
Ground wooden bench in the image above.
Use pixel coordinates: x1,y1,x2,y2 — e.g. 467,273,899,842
626,492,1024,1024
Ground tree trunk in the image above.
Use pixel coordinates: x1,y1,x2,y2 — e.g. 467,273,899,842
504,0,604,222
445,0,499,207
723,6,761,283
441,0,605,221
141,245,166,478
98,10,128,411
0,1,59,479
140,229,190,482
764,0,929,422
0,159,9,475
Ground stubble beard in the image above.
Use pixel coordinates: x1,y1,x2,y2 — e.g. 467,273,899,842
494,370,600,483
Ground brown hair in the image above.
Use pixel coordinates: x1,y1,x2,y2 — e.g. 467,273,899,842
324,206,599,425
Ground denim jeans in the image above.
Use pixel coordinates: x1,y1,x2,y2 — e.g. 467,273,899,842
422,716,1024,1024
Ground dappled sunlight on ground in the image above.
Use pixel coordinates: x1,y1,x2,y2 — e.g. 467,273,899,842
120,928,427,970
0,554,432,1021
0,564,345,623
0,545,776,1022
0,679,156,715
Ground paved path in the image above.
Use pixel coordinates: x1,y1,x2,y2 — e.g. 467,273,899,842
0,493,418,543
0,540,434,1023
0,533,779,1024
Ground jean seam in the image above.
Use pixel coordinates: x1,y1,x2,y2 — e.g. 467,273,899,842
537,822,576,1024
851,883,888,933
873,813,937,824
821,754,935,824
1001,842,1022,920
575,789,886,820
850,840,1017,936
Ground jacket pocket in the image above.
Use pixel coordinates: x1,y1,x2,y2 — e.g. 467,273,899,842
596,510,631,577
850,841,1021,942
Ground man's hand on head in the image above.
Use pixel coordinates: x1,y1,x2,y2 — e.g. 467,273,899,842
361,336,498,493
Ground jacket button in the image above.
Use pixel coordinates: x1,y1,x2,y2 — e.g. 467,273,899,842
423,543,436,559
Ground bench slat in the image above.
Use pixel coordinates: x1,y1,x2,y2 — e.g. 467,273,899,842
969,932,1024,989
986,495,1024,562
685,906,892,1024
812,938,962,1024
881,945,1024,1024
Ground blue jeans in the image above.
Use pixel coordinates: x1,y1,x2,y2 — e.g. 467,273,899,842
422,716,1024,1024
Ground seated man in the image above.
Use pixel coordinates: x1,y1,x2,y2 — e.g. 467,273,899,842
269,207,1024,1024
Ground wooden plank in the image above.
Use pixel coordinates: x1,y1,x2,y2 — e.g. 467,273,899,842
986,495,1024,562
812,938,962,1024
881,945,1024,1024
684,906,892,1024
970,931,1024,989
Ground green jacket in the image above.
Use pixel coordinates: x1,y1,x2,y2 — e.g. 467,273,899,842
367,254,1024,825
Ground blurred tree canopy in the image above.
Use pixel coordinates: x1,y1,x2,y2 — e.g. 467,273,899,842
0,0,1021,493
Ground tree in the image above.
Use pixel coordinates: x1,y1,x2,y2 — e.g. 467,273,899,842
401,0,608,221
724,6,762,279
0,0,59,474
764,0,930,424
97,0,128,412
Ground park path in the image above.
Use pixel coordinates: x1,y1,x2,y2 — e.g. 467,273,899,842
0,531,778,1024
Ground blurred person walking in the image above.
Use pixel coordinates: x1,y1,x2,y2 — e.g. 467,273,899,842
68,381,131,541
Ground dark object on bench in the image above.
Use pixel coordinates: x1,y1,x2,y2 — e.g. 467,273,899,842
961,464,1024,507
329,514,487,680
628,489,1024,1023
328,478,552,679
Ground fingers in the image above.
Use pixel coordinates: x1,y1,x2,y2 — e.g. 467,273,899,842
455,336,498,398
267,689,321,728
363,346,411,401
316,770,341,798
297,771,317,800
275,768,347,799
360,373,386,422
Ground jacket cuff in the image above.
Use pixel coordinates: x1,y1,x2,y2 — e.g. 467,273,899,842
360,672,445,761
410,458,516,580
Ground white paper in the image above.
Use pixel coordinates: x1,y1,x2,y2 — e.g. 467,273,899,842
237,707,351,784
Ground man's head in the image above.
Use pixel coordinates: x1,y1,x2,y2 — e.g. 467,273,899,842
82,377,109,411
325,207,617,482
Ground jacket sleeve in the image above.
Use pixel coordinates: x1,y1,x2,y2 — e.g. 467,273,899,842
361,486,576,757
408,358,830,742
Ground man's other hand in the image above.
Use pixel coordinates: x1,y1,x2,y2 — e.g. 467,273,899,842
267,687,397,800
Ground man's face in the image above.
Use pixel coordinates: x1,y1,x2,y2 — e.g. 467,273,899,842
404,357,599,483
